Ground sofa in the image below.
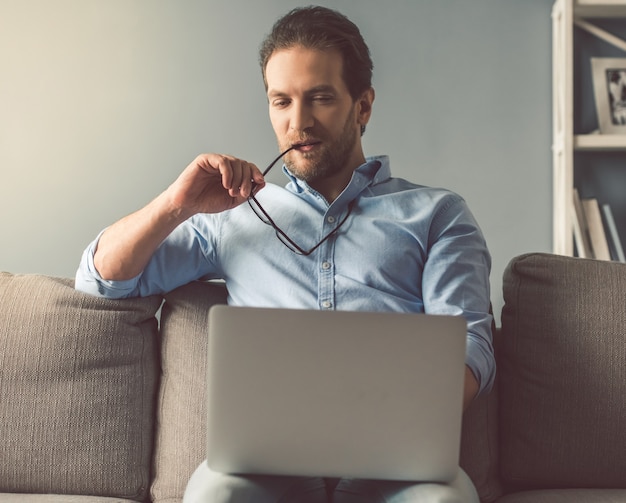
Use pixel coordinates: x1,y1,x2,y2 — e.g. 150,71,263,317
0,252,625,503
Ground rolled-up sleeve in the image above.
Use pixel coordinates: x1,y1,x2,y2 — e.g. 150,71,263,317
422,195,495,395
75,216,219,298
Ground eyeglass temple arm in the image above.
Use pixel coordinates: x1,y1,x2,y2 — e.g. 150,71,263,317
262,145,297,177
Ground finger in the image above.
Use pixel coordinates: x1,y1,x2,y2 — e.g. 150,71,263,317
226,160,263,198
208,157,242,201
211,155,236,193
250,164,265,192
238,162,263,197
196,154,261,199
251,164,265,187
227,159,249,197
193,154,232,186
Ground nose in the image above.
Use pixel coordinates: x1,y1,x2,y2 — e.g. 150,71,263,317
289,102,314,132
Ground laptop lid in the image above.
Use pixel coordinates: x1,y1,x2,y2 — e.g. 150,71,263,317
206,305,467,483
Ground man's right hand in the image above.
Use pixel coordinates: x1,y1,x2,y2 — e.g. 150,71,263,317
165,153,265,219
93,153,263,281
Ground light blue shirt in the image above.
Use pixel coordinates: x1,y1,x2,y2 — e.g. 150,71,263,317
76,155,495,393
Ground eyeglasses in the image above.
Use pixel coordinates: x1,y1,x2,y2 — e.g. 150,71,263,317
247,146,355,256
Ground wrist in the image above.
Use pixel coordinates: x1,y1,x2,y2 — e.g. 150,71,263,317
158,189,195,225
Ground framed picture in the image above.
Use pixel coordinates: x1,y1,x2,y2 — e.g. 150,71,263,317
591,57,626,134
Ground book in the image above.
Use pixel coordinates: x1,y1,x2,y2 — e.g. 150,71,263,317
601,203,626,262
582,198,611,261
572,189,593,259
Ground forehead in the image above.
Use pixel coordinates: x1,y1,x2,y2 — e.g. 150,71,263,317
265,46,348,95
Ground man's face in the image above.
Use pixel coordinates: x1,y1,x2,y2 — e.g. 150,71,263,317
265,46,369,186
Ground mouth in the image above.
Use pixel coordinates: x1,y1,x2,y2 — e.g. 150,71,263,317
291,140,322,152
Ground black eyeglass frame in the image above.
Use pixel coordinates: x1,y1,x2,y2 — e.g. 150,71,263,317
247,146,355,256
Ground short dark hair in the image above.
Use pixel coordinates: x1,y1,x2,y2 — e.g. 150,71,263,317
259,5,373,101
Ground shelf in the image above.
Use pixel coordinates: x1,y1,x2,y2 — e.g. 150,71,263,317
553,0,626,256
575,0,626,18
574,133,626,149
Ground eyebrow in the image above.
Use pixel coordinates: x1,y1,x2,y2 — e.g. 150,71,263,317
267,84,338,98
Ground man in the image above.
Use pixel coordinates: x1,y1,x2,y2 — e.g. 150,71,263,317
76,6,494,503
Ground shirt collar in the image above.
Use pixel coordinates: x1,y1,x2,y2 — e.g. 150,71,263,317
282,155,390,198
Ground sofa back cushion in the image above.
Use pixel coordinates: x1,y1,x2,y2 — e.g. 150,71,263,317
150,280,228,503
500,253,626,489
0,273,162,500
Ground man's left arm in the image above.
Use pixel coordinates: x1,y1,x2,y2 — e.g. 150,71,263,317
422,193,496,408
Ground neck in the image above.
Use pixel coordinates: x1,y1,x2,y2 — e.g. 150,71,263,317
311,152,367,203
309,172,352,203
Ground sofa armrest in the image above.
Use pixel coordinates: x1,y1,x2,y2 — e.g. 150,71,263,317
499,253,626,490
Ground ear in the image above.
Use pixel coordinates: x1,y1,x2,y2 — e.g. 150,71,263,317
356,87,375,128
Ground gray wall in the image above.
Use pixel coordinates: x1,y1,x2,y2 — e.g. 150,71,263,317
0,0,554,321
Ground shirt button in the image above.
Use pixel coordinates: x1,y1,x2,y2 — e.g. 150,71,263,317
327,216,336,224
321,261,331,270
322,300,332,309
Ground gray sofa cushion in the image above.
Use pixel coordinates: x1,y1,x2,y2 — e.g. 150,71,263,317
495,488,626,503
459,378,502,503
0,495,141,502
150,281,228,503
499,253,626,489
0,273,162,501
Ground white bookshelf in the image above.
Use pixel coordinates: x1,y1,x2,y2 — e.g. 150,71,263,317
552,0,626,256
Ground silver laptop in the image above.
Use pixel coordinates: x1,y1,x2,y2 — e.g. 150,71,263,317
206,305,467,483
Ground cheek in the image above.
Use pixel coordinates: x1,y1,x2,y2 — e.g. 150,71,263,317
268,110,285,134
310,111,341,137
329,106,357,131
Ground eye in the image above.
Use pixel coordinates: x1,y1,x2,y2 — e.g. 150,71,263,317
312,95,334,104
271,98,290,108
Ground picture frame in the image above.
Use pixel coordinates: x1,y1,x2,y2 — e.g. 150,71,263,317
591,57,626,134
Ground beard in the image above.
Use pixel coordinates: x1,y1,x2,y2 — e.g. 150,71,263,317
282,109,359,185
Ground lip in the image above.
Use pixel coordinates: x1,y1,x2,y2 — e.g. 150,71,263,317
291,140,322,152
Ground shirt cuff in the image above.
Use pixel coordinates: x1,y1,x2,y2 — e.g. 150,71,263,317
465,335,496,395
74,230,141,299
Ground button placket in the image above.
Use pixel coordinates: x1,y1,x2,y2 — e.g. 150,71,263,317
317,210,338,311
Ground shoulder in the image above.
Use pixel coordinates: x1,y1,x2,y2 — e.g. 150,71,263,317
368,176,467,212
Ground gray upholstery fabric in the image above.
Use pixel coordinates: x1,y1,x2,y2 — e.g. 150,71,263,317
495,488,626,503
459,370,502,503
6,253,626,503
0,494,141,502
150,281,228,503
0,273,162,501
499,253,626,490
